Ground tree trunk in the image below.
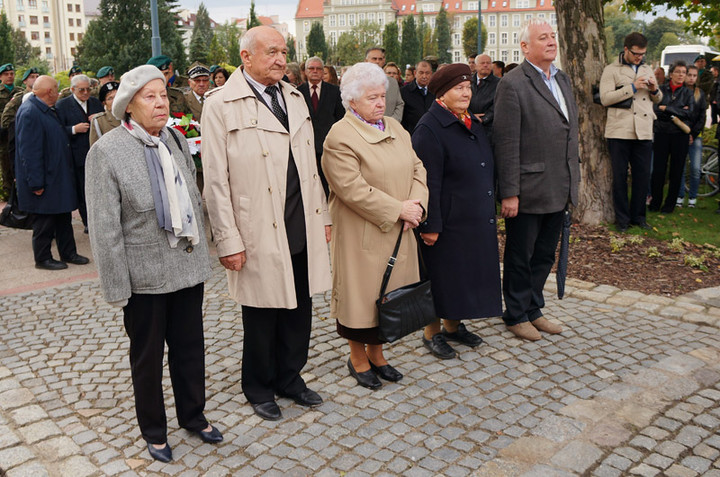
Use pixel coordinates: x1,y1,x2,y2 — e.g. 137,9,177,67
555,0,614,225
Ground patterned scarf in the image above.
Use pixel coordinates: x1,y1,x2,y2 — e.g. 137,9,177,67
351,108,385,131
435,99,472,130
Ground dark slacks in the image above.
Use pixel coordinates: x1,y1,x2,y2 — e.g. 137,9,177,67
241,248,312,404
123,283,208,444
608,138,652,226
74,164,87,227
31,212,77,263
650,132,689,213
502,210,564,326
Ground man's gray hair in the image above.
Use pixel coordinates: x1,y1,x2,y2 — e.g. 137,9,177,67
306,56,324,68
240,28,259,54
518,18,552,45
71,74,90,87
340,62,388,110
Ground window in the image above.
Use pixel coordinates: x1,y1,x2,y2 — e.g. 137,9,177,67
516,0,529,6
348,13,355,26
358,13,365,21
41,0,48,10
30,15,37,24
31,31,39,40
303,20,309,32
378,13,384,25
16,0,23,10
501,50,508,62
68,18,73,26
500,14,507,27
338,14,345,26
28,0,36,7
512,49,520,62
69,32,74,40
77,33,82,41
489,49,495,60
512,32,517,43
453,33,460,46
330,31,336,44
368,12,375,21
501,32,507,44
550,13,556,26
467,1,477,8
525,13,532,21
537,13,545,19
453,17,460,28
18,14,25,25
76,18,81,26
75,3,79,11
422,3,434,11
488,32,496,45
513,14,520,26
430,17,436,28
488,14,495,27
71,47,76,56
43,15,48,23
454,51,461,62
329,14,335,26
66,3,71,11
46,47,51,53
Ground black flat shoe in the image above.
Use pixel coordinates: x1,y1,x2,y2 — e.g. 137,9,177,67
368,360,403,382
35,259,68,270
147,442,172,463
442,323,484,347
632,222,652,230
61,254,90,265
195,425,223,443
347,358,381,389
422,334,457,359
278,388,322,407
251,401,282,421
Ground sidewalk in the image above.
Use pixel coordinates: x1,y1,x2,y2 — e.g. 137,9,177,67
1,218,720,476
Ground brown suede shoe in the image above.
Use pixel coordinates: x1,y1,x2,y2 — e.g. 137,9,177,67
531,317,563,334
507,322,541,341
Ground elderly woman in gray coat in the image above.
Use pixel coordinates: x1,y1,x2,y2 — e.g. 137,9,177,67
85,65,222,463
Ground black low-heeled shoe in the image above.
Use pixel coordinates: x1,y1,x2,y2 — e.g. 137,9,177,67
147,442,172,463
347,358,381,389
195,425,223,443
368,360,403,382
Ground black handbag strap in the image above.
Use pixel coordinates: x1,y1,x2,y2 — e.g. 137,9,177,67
378,226,404,301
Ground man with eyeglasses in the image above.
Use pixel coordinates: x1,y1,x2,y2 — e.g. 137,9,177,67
56,74,104,232
599,32,661,233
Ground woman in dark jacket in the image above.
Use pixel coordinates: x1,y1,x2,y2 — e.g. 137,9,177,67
676,65,707,208
411,64,502,360
650,61,694,214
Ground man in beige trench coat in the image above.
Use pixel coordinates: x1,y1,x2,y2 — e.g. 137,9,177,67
202,26,332,421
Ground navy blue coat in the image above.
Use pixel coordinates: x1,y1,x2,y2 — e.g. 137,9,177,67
55,95,103,167
15,95,77,214
413,102,501,320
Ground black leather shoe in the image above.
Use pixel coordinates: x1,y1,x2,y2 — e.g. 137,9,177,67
279,388,323,407
61,254,90,265
347,358,381,389
423,334,457,360
147,442,172,463
632,222,652,230
35,259,68,270
369,360,403,382
615,223,629,233
195,425,223,443
442,323,484,347
251,401,282,421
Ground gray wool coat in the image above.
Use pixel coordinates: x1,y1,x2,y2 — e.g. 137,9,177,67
85,126,212,304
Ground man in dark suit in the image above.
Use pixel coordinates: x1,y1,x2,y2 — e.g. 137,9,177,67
400,60,434,133
298,56,345,197
56,74,103,231
494,19,580,341
469,54,500,141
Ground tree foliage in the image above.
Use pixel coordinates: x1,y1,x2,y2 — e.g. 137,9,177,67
461,17,488,57
76,0,186,75
603,3,644,62
644,17,697,62
248,1,262,29
0,12,13,64
334,22,381,65
287,34,297,62
215,22,242,66
206,35,226,65
306,22,328,60
417,12,428,58
188,3,213,64
623,0,720,37
436,7,452,63
400,15,420,69
382,22,400,65
12,30,41,66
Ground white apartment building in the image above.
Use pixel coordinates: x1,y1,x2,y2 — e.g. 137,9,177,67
294,0,556,65
1,0,87,73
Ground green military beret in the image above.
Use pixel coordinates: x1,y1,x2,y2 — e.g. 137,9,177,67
69,65,83,75
0,64,14,74
97,66,114,78
147,55,172,71
187,61,210,79
21,67,39,82
209,65,219,73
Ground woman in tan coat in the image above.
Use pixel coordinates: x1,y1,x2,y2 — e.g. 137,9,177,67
322,62,428,390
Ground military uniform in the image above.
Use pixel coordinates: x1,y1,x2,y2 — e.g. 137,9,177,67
172,75,189,90
184,90,203,121
169,86,191,115
1,87,26,129
59,87,73,99
89,111,121,147
0,69,16,195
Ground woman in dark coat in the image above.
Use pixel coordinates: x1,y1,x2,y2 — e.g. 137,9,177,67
411,64,502,360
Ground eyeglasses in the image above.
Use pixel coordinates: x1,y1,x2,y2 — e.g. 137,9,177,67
75,87,91,92
628,50,646,57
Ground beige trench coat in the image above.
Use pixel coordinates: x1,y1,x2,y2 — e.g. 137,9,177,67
322,112,428,329
202,69,332,308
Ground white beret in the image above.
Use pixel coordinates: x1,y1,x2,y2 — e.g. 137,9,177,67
112,65,166,121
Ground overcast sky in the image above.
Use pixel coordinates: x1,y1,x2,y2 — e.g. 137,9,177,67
179,0,299,35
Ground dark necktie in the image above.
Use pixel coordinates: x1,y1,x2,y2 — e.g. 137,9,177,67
265,85,288,126
420,87,426,96
311,85,319,112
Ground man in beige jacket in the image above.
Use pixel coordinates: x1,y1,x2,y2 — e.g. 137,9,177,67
202,26,332,421
600,32,662,232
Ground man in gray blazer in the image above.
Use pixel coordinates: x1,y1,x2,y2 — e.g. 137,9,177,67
494,19,580,341
365,47,404,122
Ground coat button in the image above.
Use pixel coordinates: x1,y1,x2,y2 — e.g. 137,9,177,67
263,151,269,157
268,186,272,193
385,138,391,143
487,190,492,196
470,135,475,140
251,119,257,125
185,245,194,253
315,208,321,214
313,173,318,180
307,139,311,145
489,218,495,224
273,222,278,228
481,162,486,167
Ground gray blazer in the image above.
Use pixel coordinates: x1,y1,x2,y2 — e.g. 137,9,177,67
493,60,580,215
85,126,212,304
386,77,405,122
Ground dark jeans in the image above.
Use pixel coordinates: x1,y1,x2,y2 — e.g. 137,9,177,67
123,283,208,444
241,248,312,404
502,211,564,326
650,132,689,213
31,212,77,263
608,139,652,226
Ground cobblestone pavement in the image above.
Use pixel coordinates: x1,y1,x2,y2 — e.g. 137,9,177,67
1,260,720,476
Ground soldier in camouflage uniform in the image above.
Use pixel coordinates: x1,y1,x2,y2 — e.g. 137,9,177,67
91,66,115,98
0,63,16,196
59,66,83,99
147,55,191,115
89,81,121,147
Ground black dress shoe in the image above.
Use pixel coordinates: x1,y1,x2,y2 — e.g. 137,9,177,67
251,401,282,421
442,323,484,347
615,223,629,233
632,222,652,230
279,388,323,407
147,442,172,463
422,334,457,360
61,254,90,265
369,360,403,382
194,425,223,443
35,259,68,270
347,358,381,389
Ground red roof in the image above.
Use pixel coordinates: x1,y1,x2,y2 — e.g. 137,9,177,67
296,0,324,19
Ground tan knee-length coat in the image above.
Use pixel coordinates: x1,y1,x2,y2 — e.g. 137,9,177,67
322,112,428,329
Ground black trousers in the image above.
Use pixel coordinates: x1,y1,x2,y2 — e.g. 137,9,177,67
502,211,564,326
31,212,77,263
74,164,87,227
123,283,208,444
241,248,312,404
608,139,652,226
650,132,689,213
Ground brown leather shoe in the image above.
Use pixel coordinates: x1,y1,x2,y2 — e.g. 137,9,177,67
531,317,563,334
507,322,541,341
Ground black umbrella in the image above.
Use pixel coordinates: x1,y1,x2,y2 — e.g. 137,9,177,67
556,208,571,299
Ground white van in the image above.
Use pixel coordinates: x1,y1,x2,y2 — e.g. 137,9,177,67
660,44,720,73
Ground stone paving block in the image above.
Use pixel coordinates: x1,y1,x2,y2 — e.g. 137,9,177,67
664,464,700,477
5,461,50,477
518,464,577,477
653,354,706,376
596,383,642,401
0,425,22,449
681,456,712,474
629,463,662,476
0,445,35,469
0,388,35,410
34,435,82,461
549,440,603,473
17,420,62,444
